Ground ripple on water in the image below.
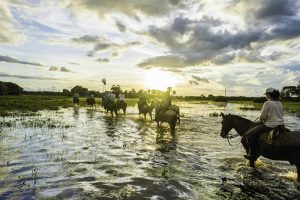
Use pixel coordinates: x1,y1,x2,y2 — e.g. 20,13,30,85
0,104,300,199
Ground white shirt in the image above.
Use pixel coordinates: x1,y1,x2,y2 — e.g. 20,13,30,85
260,100,284,128
119,94,125,101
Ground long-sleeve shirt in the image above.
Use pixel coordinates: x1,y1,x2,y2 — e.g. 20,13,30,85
259,100,284,128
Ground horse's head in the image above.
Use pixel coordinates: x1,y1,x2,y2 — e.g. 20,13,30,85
220,113,234,138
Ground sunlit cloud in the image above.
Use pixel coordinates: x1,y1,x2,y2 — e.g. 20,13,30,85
0,0,299,96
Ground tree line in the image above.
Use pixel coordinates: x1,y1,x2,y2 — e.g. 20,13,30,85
1,81,299,102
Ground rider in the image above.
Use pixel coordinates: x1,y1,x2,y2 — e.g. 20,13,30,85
242,87,285,160
118,92,125,103
155,92,172,121
107,91,116,103
138,94,149,111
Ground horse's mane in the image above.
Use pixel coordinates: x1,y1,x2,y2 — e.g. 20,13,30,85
227,114,253,124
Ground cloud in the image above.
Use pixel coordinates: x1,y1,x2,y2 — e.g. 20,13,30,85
189,80,199,85
70,35,142,57
0,72,63,80
49,66,73,72
69,62,80,65
191,75,209,83
49,66,59,71
71,35,100,44
115,20,126,32
96,58,110,63
111,52,119,57
60,67,72,72
137,7,300,70
0,1,26,44
0,55,44,66
66,0,184,19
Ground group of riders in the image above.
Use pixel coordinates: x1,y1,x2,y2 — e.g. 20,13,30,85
73,87,289,160
72,87,300,181
72,91,180,133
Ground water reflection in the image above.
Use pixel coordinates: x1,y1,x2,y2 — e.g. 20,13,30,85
103,116,118,137
0,102,300,199
72,107,79,120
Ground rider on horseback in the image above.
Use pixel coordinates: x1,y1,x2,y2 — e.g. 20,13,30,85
117,92,125,104
155,92,172,121
138,94,149,110
242,87,285,160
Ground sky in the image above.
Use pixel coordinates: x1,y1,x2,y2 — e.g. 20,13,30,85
0,0,299,96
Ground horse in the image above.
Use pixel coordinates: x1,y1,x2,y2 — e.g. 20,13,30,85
155,109,179,136
220,113,300,182
138,101,156,120
168,104,180,124
102,96,118,117
86,96,96,109
73,96,79,106
117,100,127,114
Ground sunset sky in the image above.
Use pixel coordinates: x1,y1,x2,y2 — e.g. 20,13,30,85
0,0,299,96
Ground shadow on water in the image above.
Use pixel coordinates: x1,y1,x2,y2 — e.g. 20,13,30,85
103,116,118,138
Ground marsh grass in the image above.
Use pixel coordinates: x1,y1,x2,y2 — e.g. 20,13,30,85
1,95,299,116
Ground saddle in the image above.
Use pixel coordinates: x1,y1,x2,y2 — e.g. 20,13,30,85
265,125,286,144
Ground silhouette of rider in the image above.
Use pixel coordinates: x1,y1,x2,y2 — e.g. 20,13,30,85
242,87,285,160
138,94,149,111
155,92,172,121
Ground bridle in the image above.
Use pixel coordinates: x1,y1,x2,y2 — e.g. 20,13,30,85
222,116,259,146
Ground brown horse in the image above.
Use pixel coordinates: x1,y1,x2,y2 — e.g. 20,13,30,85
86,96,96,109
220,113,300,182
102,96,118,117
138,101,156,120
155,109,179,135
117,100,127,114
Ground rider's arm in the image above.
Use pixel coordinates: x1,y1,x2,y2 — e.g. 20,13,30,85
259,101,269,122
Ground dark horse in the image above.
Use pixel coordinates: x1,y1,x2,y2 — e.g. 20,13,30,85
73,96,79,105
155,105,179,136
86,96,96,109
220,113,300,182
138,101,156,120
102,96,118,117
117,100,127,114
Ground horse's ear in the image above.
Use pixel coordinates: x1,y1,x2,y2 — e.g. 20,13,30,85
221,112,224,118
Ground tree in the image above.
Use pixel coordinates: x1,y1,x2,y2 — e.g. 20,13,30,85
71,85,88,96
111,85,121,96
0,81,23,95
62,89,71,96
0,82,8,96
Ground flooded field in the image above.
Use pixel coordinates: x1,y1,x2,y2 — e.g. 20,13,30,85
0,102,300,200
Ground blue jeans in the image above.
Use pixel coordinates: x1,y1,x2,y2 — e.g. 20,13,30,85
241,124,272,157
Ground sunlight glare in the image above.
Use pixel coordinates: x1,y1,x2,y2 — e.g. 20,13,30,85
143,69,176,91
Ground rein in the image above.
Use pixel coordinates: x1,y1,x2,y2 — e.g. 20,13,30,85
225,117,258,146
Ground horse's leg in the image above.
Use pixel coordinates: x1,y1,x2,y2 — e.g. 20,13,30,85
297,164,300,183
144,113,146,120
249,159,255,168
150,112,152,121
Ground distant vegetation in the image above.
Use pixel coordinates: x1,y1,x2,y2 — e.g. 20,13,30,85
0,81,300,116
0,81,23,95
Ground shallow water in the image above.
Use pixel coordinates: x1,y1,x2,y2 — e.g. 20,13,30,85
0,102,300,200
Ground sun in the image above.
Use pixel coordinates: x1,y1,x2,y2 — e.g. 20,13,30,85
143,69,177,91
